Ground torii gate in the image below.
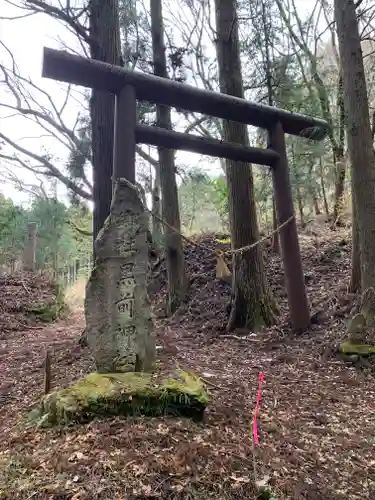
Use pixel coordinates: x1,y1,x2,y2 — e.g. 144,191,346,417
42,47,329,331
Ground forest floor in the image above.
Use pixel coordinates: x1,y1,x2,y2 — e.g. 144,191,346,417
0,224,375,500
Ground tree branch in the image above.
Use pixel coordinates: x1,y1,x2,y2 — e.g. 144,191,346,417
25,0,94,45
135,145,158,167
0,136,92,200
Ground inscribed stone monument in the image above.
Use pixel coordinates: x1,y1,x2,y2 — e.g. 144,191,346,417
85,179,156,373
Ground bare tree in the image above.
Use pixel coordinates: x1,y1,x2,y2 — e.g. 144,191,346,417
0,43,92,199
273,0,347,223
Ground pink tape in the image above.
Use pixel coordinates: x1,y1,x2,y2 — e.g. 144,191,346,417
252,371,264,445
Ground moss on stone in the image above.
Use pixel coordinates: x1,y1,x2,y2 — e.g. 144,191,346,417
339,342,375,355
30,369,209,427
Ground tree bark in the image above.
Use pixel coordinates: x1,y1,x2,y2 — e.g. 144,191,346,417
272,197,279,253
214,0,278,331
152,164,163,246
319,157,330,216
89,0,123,254
349,186,361,292
333,147,346,223
333,75,346,223
296,187,304,227
291,144,304,226
307,158,321,215
150,0,187,314
313,195,321,216
259,1,279,253
335,0,375,293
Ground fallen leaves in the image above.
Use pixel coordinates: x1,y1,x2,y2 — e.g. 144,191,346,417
0,272,58,335
0,227,374,499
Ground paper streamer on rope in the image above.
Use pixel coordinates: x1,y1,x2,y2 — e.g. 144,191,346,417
252,371,264,445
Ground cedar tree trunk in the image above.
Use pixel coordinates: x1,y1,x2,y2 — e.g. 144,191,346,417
335,0,375,295
89,0,123,255
150,0,187,314
349,185,361,292
215,0,278,331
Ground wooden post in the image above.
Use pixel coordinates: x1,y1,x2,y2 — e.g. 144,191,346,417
44,350,51,395
269,121,310,331
113,85,137,186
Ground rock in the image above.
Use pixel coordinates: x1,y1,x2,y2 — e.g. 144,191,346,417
30,370,209,426
264,422,279,434
348,313,366,335
348,354,359,362
347,312,367,344
85,179,155,373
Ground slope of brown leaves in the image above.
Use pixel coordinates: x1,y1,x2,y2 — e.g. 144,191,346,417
0,272,59,337
0,228,374,500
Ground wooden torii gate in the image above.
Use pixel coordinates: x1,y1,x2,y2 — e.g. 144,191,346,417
42,47,329,332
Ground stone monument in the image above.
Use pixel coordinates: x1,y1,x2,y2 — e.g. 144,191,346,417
85,178,156,373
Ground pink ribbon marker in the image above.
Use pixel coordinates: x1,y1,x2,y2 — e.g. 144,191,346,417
252,371,264,445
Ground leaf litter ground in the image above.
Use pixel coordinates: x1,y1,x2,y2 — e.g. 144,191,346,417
0,227,374,500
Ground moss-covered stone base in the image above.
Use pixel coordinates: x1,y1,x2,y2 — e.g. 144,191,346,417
338,341,375,369
30,370,209,427
339,342,375,355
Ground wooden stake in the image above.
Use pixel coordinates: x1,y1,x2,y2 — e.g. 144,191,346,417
44,350,51,395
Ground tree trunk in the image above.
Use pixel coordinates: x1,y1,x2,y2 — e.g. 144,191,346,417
189,189,197,232
83,0,124,349
306,158,321,215
272,197,279,253
260,0,279,254
152,164,163,246
349,186,361,292
332,147,346,223
150,0,187,314
335,0,375,294
296,188,304,226
291,144,304,226
215,0,278,331
52,251,58,279
89,0,123,255
333,73,347,224
319,157,330,216
313,195,321,216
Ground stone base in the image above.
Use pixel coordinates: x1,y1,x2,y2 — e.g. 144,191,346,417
30,370,209,427
339,341,375,355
